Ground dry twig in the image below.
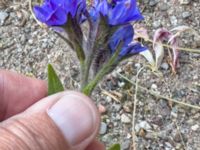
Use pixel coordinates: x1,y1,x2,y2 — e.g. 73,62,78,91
132,67,145,150
118,73,200,110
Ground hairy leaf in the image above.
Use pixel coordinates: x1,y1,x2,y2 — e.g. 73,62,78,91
108,144,120,150
48,64,64,95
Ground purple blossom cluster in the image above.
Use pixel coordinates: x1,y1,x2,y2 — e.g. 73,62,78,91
34,0,146,59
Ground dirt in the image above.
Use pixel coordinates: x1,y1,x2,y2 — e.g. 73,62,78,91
0,0,200,150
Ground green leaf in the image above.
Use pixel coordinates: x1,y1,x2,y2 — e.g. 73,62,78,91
108,144,120,150
48,64,64,95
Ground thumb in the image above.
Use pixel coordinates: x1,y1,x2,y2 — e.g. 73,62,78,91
0,91,100,150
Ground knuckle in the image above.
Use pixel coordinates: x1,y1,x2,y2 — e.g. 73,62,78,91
0,114,67,150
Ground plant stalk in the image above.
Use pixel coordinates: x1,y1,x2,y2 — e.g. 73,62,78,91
82,43,122,95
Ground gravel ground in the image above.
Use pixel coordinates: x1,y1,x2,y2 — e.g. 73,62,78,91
0,0,200,150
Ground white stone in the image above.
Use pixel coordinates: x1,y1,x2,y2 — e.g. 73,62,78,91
99,122,107,135
135,121,152,133
161,62,169,70
191,124,199,131
139,121,152,130
121,114,131,123
151,84,157,90
0,12,8,23
180,0,191,5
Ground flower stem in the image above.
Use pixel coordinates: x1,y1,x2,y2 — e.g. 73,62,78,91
80,58,92,89
82,43,122,96
80,20,99,89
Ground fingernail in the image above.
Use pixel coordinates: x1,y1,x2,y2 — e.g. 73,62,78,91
47,93,97,146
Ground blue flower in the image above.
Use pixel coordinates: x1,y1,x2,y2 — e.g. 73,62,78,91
109,24,146,58
91,0,143,25
34,0,86,26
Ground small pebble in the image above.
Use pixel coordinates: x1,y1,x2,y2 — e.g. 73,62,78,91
118,81,125,88
149,0,158,6
143,0,149,4
171,111,178,118
121,114,131,123
122,140,130,150
112,103,121,112
123,104,132,113
106,96,112,103
153,20,161,28
165,142,173,149
135,121,152,133
193,75,198,80
182,11,191,19
135,63,141,69
161,62,169,70
170,16,178,26
159,3,168,11
180,0,191,5
175,143,182,149
99,122,107,135
151,84,157,90
28,39,34,45
0,11,9,24
98,104,106,114
191,124,199,131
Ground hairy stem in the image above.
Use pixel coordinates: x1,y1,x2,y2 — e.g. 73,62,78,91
80,19,99,89
82,43,122,96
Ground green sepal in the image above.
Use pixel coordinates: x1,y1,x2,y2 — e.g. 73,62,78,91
47,64,64,95
108,144,121,150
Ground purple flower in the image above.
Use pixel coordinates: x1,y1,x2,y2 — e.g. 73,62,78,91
109,24,146,58
34,0,86,26
91,0,143,25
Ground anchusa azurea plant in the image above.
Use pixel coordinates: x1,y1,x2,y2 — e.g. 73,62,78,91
34,0,146,96
34,0,146,149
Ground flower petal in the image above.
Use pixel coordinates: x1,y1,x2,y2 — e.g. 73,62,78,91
120,42,147,57
108,0,143,25
109,24,134,53
46,7,67,25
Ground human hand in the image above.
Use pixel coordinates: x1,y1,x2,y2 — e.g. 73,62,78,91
0,70,105,150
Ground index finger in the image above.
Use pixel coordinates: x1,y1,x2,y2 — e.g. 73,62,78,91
0,70,47,121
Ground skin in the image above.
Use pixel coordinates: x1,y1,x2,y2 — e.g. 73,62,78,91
0,70,105,150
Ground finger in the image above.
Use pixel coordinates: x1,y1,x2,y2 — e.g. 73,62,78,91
86,140,105,150
0,91,100,150
0,70,47,120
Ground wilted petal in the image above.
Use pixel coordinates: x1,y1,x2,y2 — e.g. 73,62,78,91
154,41,164,68
153,28,172,69
140,49,155,66
153,28,172,47
168,36,179,73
